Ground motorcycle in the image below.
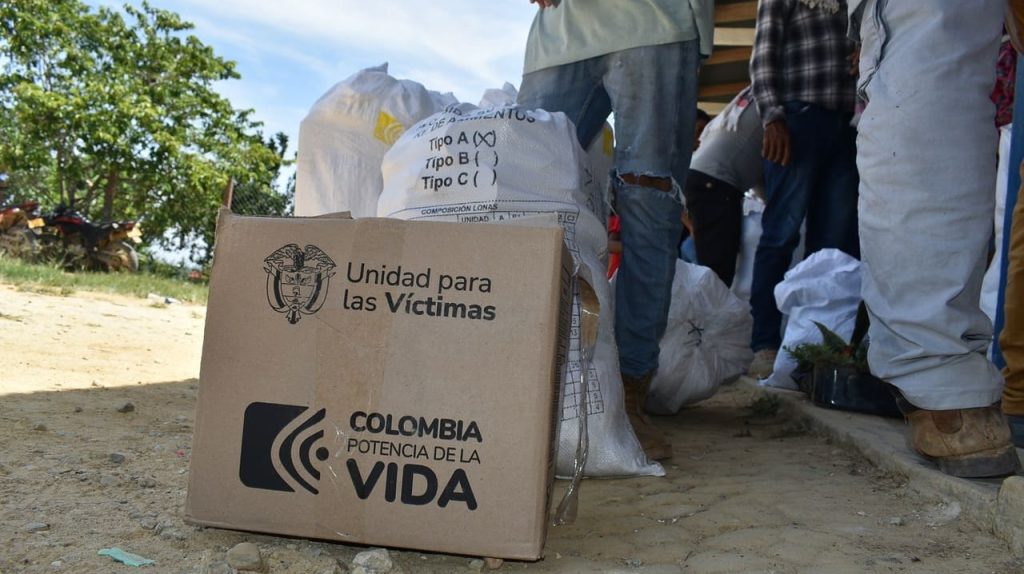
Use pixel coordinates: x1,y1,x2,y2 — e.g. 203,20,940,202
0,200,43,260
39,205,142,272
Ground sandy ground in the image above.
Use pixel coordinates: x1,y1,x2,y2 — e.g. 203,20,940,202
1,283,1022,574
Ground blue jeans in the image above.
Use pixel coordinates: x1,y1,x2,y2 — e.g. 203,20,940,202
519,40,700,378
750,101,860,352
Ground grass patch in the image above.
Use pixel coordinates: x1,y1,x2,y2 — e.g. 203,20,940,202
747,392,782,418
0,256,208,304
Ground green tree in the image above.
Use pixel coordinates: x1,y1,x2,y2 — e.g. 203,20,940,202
0,0,282,262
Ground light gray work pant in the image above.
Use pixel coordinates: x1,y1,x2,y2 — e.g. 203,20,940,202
855,0,1004,409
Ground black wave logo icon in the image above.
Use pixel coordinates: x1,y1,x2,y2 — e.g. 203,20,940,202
239,402,330,494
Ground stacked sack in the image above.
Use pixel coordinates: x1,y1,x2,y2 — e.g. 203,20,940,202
295,63,456,217
379,103,662,478
617,261,753,414
761,249,862,390
476,82,615,206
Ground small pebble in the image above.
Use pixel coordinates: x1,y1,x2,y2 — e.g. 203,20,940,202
99,475,120,487
469,558,485,571
352,548,392,573
73,406,83,413
109,453,126,464
138,477,156,488
227,542,265,572
140,518,158,530
116,402,135,413
26,522,50,532
205,562,233,574
889,516,905,526
33,423,48,432
159,528,188,541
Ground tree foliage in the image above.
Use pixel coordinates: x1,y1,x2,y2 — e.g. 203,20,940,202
0,0,289,262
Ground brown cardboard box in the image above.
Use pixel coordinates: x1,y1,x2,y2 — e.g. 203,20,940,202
186,210,572,560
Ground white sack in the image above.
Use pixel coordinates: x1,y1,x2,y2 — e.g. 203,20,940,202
379,104,661,478
981,123,1012,324
761,249,862,390
295,63,454,217
611,261,753,413
477,82,615,212
647,261,754,413
478,82,519,108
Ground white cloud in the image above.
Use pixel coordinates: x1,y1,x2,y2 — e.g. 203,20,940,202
168,0,535,96
88,1,541,161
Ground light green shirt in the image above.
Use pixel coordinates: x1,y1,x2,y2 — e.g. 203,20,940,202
523,0,715,74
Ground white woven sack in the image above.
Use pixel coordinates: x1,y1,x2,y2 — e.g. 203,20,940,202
980,123,1012,324
477,83,614,217
762,249,862,390
643,261,754,414
295,63,455,217
379,104,662,478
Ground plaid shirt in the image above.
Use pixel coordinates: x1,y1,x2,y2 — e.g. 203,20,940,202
749,0,858,125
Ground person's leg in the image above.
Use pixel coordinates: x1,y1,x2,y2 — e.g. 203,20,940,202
804,114,859,259
749,102,826,356
1001,162,1024,444
683,170,744,286
604,40,699,460
518,58,612,150
857,0,1016,476
605,40,698,378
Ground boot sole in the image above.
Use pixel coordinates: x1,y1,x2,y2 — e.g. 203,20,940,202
934,444,1022,478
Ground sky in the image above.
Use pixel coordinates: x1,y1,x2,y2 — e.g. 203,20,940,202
96,0,541,155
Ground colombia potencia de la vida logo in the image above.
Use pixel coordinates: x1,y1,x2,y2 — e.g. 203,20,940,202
264,244,337,324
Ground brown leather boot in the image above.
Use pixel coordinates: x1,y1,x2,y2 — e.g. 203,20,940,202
621,372,672,461
906,406,1021,478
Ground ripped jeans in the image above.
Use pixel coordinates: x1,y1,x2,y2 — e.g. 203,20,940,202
518,39,700,377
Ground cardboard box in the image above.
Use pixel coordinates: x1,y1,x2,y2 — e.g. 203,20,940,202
186,210,572,560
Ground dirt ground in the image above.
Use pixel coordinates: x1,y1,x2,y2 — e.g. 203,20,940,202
1,283,1022,574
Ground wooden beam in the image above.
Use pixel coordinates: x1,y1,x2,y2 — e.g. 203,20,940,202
697,101,728,115
698,81,750,99
715,1,757,24
714,27,756,46
704,46,752,67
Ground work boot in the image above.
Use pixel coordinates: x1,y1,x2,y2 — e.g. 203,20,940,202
747,348,778,379
906,406,1021,478
621,372,673,461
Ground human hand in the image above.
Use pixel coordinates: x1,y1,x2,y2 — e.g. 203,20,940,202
847,46,861,76
607,232,622,255
530,0,554,8
681,210,694,236
762,120,791,166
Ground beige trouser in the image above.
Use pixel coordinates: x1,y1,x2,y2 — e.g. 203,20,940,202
1001,162,1024,415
